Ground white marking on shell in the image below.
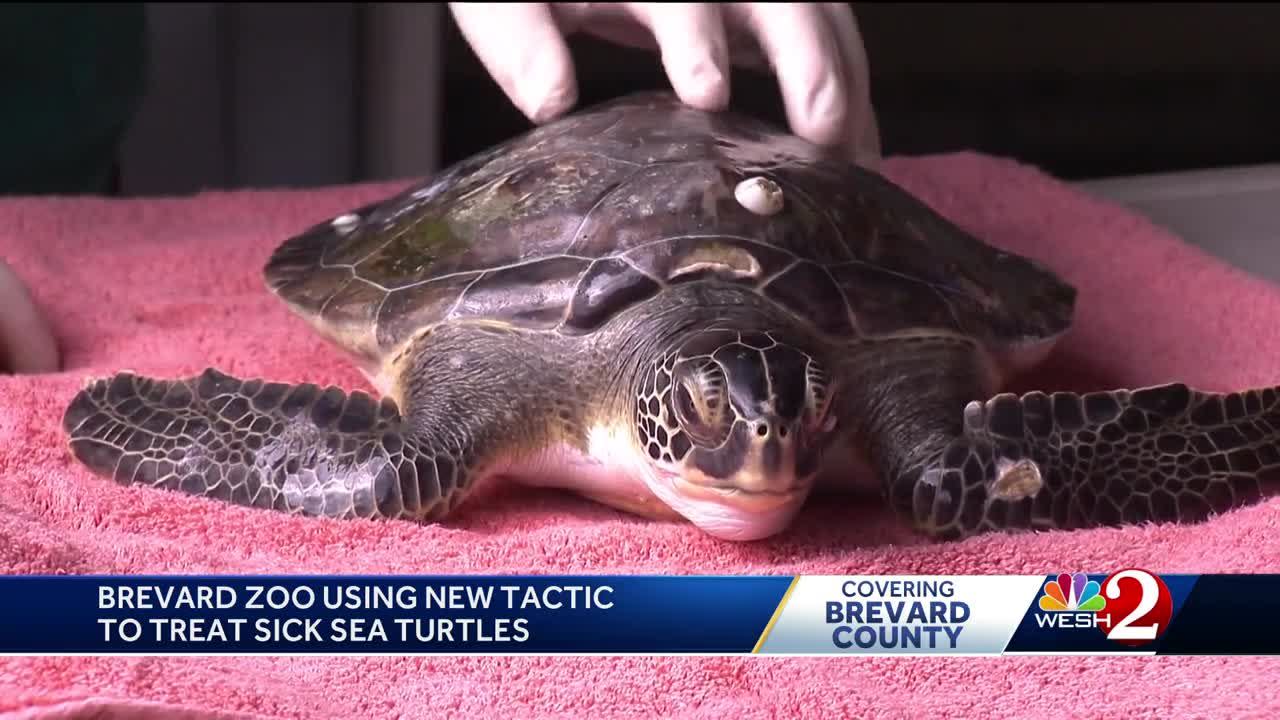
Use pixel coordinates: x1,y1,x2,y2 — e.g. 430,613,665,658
331,213,360,234
734,176,784,216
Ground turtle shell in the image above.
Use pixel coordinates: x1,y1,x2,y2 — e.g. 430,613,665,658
265,91,1075,364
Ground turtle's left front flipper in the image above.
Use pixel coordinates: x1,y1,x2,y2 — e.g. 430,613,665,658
844,339,1280,540
906,382,1280,540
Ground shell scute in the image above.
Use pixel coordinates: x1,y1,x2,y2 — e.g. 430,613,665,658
761,262,856,336
827,262,966,337
565,258,662,333
352,219,472,290
373,273,478,351
452,256,591,330
314,278,387,361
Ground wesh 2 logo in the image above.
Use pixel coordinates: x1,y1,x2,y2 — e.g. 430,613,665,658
1035,568,1173,646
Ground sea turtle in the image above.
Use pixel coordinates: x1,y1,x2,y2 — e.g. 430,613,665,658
62,91,1280,542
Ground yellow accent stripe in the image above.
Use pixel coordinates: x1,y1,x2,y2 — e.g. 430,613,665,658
751,576,800,654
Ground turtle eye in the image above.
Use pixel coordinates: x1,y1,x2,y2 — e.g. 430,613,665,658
671,361,732,447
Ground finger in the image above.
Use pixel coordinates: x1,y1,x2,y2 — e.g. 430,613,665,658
0,261,59,374
821,3,882,168
625,3,731,111
448,3,578,123
732,3,848,148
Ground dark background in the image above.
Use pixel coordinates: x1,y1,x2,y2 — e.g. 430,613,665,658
438,3,1280,181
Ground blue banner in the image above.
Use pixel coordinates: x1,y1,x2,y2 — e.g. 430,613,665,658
0,575,792,654
0,572,1276,655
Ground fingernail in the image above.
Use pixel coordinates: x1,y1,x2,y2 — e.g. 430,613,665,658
682,57,729,110
523,55,577,124
528,85,577,124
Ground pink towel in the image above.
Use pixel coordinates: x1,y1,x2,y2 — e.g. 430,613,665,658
2,152,1278,719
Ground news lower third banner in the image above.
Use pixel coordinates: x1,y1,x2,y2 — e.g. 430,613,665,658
0,571,1276,655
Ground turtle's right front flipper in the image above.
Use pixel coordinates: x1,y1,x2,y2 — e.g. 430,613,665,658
62,369,461,520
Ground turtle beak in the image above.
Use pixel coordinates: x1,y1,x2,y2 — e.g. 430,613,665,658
677,416,813,510
639,416,817,542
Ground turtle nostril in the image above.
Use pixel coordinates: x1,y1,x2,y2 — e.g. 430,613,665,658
778,425,788,439
756,423,768,438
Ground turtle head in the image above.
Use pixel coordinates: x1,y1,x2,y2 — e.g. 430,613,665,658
634,329,839,541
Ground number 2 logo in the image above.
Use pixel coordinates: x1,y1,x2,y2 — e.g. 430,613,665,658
1095,568,1174,647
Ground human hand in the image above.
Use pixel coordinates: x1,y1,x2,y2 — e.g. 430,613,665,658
0,259,60,374
448,3,881,168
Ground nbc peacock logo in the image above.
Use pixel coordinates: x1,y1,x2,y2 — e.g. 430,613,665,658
1033,572,1111,631
1039,573,1106,613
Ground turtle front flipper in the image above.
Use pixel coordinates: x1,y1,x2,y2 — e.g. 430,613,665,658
62,369,465,520
844,338,1280,540
912,382,1280,539
63,324,567,520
